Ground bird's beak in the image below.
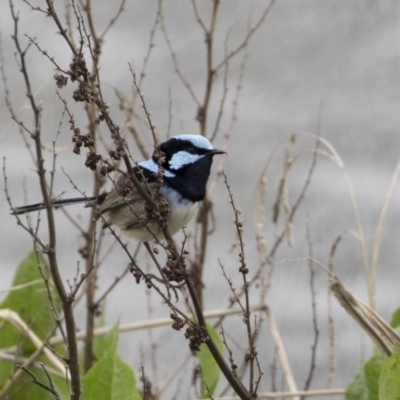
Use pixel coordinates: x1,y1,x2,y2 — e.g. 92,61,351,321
210,148,226,155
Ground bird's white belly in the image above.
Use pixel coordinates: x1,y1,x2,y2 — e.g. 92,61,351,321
166,198,200,236
117,186,200,242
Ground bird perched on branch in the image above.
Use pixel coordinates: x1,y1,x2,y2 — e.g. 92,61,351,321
13,134,225,242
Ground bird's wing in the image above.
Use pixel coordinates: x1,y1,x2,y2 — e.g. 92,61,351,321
98,167,155,214
98,169,164,233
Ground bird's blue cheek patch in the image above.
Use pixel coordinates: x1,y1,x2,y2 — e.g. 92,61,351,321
169,151,204,170
139,159,175,178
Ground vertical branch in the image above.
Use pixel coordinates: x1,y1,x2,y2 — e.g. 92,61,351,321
64,0,127,372
68,0,102,373
197,0,219,136
325,236,341,388
45,0,78,55
301,221,319,397
189,0,220,310
8,1,81,398
160,1,200,107
189,0,275,313
128,76,253,398
82,57,102,378
223,172,259,396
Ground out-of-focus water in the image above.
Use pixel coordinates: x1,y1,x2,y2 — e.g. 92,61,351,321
1,1,400,398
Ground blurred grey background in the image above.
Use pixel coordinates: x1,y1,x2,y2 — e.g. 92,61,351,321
1,0,400,398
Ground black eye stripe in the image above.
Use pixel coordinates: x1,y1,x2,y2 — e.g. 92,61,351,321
160,139,210,157
185,146,209,155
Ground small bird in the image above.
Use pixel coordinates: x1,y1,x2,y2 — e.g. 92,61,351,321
13,134,225,241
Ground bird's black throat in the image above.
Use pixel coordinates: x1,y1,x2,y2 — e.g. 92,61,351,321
164,155,214,202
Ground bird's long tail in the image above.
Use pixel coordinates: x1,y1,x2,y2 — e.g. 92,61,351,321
12,196,100,215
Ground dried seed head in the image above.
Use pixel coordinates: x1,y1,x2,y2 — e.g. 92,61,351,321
54,73,68,88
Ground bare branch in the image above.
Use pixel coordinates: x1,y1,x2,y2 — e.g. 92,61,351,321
160,0,200,106
214,0,276,72
8,2,81,396
45,0,78,55
301,222,319,397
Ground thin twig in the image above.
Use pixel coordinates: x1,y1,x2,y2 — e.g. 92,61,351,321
301,221,319,397
213,0,276,72
325,235,341,388
223,172,258,395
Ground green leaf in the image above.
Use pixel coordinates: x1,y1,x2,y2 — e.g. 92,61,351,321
93,322,119,360
79,319,118,369
0,251,59,352
364,349,386,400
379,347,400,400
195,324,224,398
345,348,386,400
1,356,69,400
81,324,141,400
345,307,400,400
345,366,368,400
82,354,141,400
390,307,400,329
0,251,65,393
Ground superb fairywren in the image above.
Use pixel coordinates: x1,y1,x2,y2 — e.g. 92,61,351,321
13,134,225,241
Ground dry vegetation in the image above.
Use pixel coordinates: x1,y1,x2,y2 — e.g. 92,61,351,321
1,1,399,400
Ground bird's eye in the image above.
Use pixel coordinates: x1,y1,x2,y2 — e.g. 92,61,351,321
187,147,197,154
